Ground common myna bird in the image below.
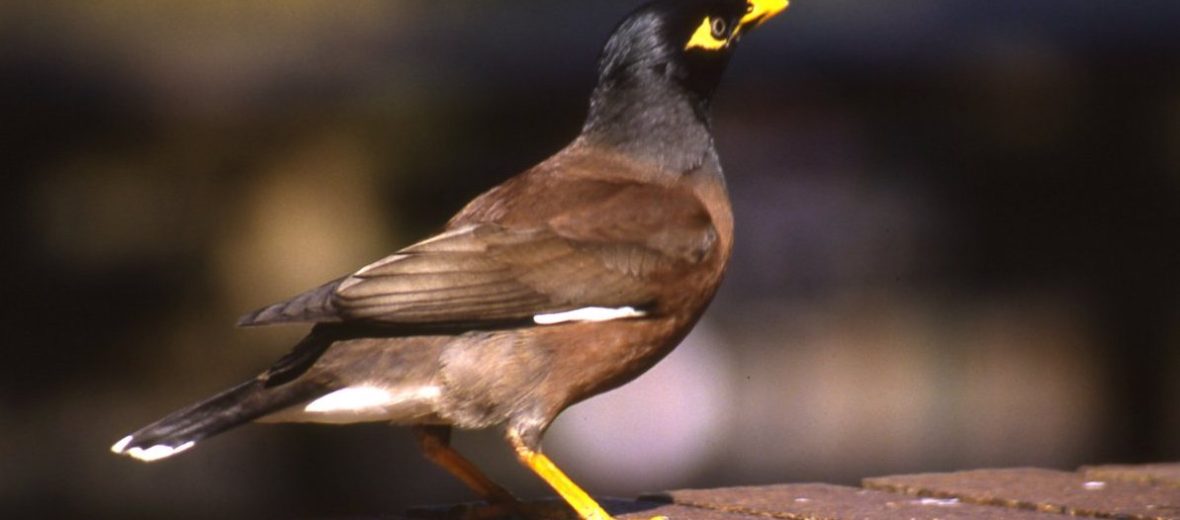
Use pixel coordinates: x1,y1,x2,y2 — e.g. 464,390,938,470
111,1,788,518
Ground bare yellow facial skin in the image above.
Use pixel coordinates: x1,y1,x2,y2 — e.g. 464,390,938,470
686,17,729,50
685,0,789,51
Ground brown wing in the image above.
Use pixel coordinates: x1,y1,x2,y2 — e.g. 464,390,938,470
238,180,717,328
237,278,344,326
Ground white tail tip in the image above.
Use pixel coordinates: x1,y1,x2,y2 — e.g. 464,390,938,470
110,435,134,454
110,435,196,462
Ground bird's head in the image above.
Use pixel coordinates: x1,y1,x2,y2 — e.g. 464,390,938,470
593,0,789,103
582,0,787,168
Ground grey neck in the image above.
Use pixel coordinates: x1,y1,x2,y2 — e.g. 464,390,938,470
580,76,720,174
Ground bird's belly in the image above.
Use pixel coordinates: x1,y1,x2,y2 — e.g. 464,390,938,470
531,317,690,410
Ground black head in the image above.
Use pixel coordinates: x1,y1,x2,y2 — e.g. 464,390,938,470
582,0,788,168
596,0,786,102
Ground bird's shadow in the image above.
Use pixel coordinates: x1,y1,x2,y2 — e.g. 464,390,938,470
403,496,670,520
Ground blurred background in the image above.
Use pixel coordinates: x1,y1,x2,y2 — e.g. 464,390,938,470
2,0,1178,518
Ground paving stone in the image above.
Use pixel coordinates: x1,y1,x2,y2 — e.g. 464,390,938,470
864,468,1180,520
1082,463,1180,488
647,483,1056,519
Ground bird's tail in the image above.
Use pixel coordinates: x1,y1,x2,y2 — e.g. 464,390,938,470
110,376,325,462
112,326,338,462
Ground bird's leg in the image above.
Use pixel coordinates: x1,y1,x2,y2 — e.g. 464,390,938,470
506,429,615,520
413,425,522,517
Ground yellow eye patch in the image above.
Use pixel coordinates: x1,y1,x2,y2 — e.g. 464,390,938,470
685,16,729,51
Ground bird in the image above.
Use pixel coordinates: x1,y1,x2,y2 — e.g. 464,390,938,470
111,1,788,519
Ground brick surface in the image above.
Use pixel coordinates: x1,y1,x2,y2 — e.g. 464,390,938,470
617,501,764,520
394,465,1180,520
864,468,1180,520
1082,464,1180,488
649,483,1057,519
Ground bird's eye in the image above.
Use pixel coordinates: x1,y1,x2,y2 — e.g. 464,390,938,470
710,17,729,39
685,16,730,51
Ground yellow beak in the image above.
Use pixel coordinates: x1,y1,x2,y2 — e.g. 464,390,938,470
740,0,790,31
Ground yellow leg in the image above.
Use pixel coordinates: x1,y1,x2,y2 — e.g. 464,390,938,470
507,430,614,520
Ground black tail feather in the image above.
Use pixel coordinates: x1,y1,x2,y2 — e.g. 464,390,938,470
112,377,325,462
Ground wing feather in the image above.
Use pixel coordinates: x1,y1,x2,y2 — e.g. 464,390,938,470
238,179,718,329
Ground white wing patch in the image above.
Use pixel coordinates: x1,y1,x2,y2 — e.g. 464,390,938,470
533,306,646,325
